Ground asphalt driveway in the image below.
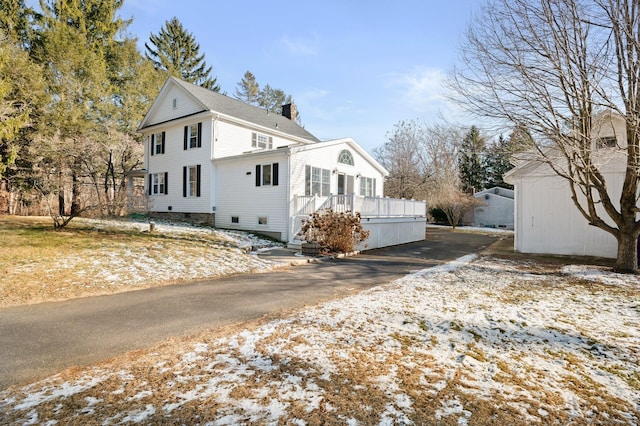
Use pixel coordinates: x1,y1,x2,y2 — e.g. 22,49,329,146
0,228,502,389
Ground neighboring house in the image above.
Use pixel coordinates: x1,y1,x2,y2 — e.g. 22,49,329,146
471,187,514,229
137,77,426,248
504,112,627,258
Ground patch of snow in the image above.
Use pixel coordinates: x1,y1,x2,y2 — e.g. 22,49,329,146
2,256,638,424
561,264,640,286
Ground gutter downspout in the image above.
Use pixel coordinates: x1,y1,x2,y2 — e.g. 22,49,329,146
286,148,292,245
211,113,219,214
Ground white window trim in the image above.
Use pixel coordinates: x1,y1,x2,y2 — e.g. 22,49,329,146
261,164,272,186
153,132,164,155
151,173,165,195
187,165,198,197
359,176,376,197
188,124,199,149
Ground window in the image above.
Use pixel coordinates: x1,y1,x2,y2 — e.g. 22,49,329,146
305,165,330,196
255,163,279,187
150,132,165,156
183,123,202,149
149,172,167,195
262,164,272,185
189,124,198,148
338,149,354,166
596,136,617,148
231,216,240,224
359,177,376,197
251,132,273,149
258,216,268,225
183,165,201,197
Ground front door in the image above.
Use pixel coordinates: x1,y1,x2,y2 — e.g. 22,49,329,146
337,173,346,195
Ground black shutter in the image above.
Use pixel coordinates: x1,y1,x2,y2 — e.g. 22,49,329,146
161,131,166,154
148,175,152,195
197,122,202,148
272,163,279,186
150,134,155,156
255,164,261,186
305,165,311,196
196,165,201,197
183,126,188,150
164,172,168,194
183,166,187,197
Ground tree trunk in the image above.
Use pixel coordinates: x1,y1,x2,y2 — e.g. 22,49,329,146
71,168,81,216
615,231,638,273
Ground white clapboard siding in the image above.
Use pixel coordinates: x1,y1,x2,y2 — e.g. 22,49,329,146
215,151,290,240
290,139,386,198
146,120,212,213
213,120,294,159
511,165,620,258
145,85,205,126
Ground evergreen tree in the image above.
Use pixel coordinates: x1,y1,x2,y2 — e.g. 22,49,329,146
483,135,513,189
0,32,46,181
233,71,300,120
257,84,292,114
458,125,486,193
234,70,259,106
0,0,32,46
25,0,160,224
508,122,535,153
145,17,219,91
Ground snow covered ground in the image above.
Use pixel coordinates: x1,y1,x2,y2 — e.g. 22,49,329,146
1,218,284,307
1,254,638,425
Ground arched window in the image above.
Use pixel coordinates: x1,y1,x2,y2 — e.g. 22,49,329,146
338,149,354,166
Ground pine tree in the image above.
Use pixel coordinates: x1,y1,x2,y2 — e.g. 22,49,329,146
0,33,46,181
458,125,486,193
483,135,513,189
257,84,292,114
145,17,219,91
0,0,32,46
234,70,259,105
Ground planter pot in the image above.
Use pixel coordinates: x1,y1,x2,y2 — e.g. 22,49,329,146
301,242,322,256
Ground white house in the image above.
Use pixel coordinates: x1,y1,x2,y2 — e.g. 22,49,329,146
504,112,628,258
138,77,426,248
472,187,514,229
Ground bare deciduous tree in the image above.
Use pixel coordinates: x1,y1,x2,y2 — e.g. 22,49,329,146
423,123,482,228
374,119,431,200
450,0,640,272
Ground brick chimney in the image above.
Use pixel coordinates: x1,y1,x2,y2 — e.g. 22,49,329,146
281,103,297,121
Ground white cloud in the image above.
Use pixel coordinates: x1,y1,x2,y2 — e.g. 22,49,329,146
386,67,448,113
278,34,320,56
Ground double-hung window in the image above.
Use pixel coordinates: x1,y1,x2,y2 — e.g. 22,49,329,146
150,132,165,156
359,177,376,197
183,123,202,150
305,165,330,196
251,132,273,149
149,172,168,195
183,165,201,197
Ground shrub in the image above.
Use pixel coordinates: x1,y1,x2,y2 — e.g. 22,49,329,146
298,209,370,254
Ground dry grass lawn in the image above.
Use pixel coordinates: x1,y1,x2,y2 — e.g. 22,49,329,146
1,250,638,425
0,216,276,308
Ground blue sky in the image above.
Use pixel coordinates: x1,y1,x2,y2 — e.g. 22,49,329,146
48,1,481,153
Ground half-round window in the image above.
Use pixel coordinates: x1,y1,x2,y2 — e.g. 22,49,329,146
338,149,354,166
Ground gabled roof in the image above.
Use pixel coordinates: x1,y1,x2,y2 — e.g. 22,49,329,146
291,138,389,177
139,77,320,143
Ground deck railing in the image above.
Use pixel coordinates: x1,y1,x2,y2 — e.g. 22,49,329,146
291,194,426,243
